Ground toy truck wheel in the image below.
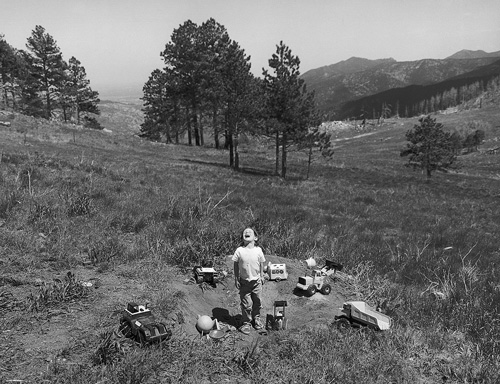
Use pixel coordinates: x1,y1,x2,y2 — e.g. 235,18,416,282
306,285,317,296
266,314,274,331
320,284,331,295
136,330,146,345
275,276,281,282
336,318,351,330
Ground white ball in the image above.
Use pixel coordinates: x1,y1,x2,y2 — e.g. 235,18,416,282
196,315,214,333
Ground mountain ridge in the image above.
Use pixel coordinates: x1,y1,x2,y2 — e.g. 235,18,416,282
445,49,500,60
302,49,500,116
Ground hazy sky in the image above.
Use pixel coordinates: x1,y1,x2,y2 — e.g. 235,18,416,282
2,0,499,96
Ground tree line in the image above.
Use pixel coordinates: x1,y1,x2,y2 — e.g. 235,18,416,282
0,26,100,127
140,18,331,178
342,73,500,121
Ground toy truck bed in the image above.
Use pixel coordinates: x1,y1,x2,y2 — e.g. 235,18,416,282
341,301,391,330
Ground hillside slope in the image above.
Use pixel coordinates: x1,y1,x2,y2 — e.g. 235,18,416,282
1,103,499,383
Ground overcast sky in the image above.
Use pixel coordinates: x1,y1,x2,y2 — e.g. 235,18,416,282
2,0,499,96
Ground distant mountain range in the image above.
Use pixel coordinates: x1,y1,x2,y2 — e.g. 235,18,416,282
301,49,500,118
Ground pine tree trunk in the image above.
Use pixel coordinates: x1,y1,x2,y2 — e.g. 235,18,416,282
275,131,280,176
213,107,219,149
192,107,200,146
281,131,287,179
307,146,313,180
199,109,204,146
186,107,192,146
76,100,80,125
234,130,239,171
229,134,234,167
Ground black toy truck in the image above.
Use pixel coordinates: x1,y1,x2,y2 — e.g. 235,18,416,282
119,302,171,345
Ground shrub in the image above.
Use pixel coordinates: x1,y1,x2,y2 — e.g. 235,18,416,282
82,116,103,130
87,236,124,266
66,192,94,216
26,271,91,311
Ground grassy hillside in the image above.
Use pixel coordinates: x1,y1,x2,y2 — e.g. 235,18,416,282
0,104,499,383
96,99,143,135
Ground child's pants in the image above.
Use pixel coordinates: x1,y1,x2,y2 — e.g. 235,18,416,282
239,278,262,324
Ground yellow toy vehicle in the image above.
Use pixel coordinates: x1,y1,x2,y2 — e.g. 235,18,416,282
296,259,343,296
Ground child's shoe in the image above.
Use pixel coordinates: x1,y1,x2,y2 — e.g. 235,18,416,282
239,323,251,335
253,316,264,330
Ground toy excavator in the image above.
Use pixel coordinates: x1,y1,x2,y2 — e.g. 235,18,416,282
296,259,343,296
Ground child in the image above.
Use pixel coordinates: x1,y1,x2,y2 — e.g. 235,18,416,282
232,227,266,335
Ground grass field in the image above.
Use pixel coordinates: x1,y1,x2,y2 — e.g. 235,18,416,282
1,103,499,383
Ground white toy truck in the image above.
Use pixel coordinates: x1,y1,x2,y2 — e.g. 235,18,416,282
266,262,288,282
334,301,391,330
296,259,343,296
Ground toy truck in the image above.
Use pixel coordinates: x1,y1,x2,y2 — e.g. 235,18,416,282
296,259,343,296
334,301,391,331
266,262,288,282
193,265,219,286
266,300,288,331
119,302,171,345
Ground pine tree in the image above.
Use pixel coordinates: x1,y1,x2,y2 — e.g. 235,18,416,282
141,68,181,142
263,41,316,178
64,57,100,124
198,18,231,149
298,124,334,179
161,20,203,146
25,25,66,119
16,49,44,117
0,35,18,109
400,115,456,179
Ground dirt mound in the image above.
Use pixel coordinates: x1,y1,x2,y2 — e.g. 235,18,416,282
175,256,349,345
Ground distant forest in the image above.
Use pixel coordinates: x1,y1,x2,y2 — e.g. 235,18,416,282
339,62,500,120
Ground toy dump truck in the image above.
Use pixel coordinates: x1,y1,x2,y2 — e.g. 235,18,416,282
296,259,343,296
266,300,288,331
334,301,391,331
119,302,171,345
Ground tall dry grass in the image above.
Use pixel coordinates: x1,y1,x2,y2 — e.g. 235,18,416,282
0,107,499,382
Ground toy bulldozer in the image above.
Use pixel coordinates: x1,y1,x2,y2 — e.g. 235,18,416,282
266,300,288,331
296,259,343,296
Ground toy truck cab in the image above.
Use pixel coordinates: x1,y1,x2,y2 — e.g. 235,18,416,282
119,302,171,345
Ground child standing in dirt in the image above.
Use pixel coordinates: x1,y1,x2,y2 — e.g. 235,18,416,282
232,227,266,335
